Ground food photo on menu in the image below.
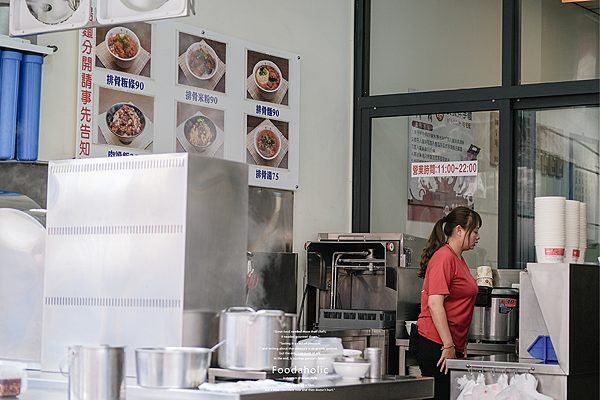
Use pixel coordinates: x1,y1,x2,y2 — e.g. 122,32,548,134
96,87,155,151
177,32,226,93
95,23,152,77
246,50,289,106
246,115,289,169
175,102,225,158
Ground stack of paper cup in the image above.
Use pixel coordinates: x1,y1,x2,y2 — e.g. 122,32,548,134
534,196,566,263
476,266,493,287
580,202,587,262
565,200,581,263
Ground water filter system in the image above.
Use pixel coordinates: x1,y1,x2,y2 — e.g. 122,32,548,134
0,49,44,161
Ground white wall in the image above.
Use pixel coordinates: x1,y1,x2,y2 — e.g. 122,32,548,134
34,1,355,279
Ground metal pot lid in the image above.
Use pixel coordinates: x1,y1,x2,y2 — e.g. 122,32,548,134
256,309,285,316
491,288,519,296
333,356,369,363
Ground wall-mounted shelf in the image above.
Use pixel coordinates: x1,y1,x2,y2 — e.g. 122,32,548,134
0,35,54,56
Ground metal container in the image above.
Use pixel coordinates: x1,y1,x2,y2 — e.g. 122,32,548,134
364,347,381,379
135,347,213,388
218,307,292,371
65,345,125,400
40,154,249,377
469,288,519,343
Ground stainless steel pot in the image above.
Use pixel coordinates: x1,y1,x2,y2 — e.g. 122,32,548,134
135,347,214,388
469,288,519,343
218,307,294,371
64,345,125,400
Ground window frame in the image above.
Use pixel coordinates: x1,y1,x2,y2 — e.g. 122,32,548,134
352,0,600,270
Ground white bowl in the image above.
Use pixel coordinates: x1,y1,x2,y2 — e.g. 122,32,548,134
253,125,281,160
332,360,370,381
186,42,219,80
342,349,362,359
105,27,141,69
252,60,282,100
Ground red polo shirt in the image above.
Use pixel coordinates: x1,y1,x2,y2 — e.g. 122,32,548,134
416,245,478,353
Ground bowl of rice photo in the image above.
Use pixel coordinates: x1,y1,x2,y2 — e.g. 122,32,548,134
106,103,146,145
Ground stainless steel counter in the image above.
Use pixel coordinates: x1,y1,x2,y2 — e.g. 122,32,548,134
20,372,434,400
396,338,517,376
447,354,567,400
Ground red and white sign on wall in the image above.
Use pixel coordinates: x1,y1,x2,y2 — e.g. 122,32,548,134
77,28,96,158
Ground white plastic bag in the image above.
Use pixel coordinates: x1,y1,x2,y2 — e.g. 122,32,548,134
495,385,536,400
456,374,477,400
456,373,485,400
510,374,553,400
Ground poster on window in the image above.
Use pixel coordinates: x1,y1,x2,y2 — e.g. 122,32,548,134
77,20,300,191
408,113,479,222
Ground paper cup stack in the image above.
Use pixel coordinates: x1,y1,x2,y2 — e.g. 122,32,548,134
476,266,493,287
564,200,581,263
534,196,566,263
580,202,587,262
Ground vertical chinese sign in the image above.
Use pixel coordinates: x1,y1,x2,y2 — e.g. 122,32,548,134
77,28,95,158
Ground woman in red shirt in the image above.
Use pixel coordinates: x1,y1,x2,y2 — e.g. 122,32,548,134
409,206,481,400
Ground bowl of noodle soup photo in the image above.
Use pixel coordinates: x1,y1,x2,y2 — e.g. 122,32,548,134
184,115,217,151
253,125,281,161
185,42,219,81
105,27,141,69
252,60,282,100
106,103,146,145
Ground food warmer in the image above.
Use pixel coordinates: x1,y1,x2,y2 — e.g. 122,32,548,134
304,232,427,375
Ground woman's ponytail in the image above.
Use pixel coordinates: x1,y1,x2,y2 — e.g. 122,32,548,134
417,218,447,278
416,206,482,279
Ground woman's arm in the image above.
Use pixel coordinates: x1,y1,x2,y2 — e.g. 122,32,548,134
428,294,456,374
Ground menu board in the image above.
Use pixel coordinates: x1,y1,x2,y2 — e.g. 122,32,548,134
76,20,300,191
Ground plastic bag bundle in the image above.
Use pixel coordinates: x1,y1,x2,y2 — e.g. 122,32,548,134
456,371,553,400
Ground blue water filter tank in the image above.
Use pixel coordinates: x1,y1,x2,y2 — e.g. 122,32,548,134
16,54,44,161
0,50,22,160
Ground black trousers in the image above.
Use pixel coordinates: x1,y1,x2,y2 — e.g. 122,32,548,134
408,324,463,400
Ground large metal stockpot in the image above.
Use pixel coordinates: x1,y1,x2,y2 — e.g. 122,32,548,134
218,307,294,371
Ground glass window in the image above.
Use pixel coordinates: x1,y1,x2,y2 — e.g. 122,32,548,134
370,111,499,270
517,106,599,268
369,0,502,95
521,0,600,84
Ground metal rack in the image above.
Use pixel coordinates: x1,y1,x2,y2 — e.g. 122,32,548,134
0,35,54,56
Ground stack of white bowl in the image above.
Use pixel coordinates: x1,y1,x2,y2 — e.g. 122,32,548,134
565,200,581,263
534,196,566,263
580,202,587,262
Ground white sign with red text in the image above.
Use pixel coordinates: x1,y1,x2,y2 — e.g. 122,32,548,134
411,160,478,178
